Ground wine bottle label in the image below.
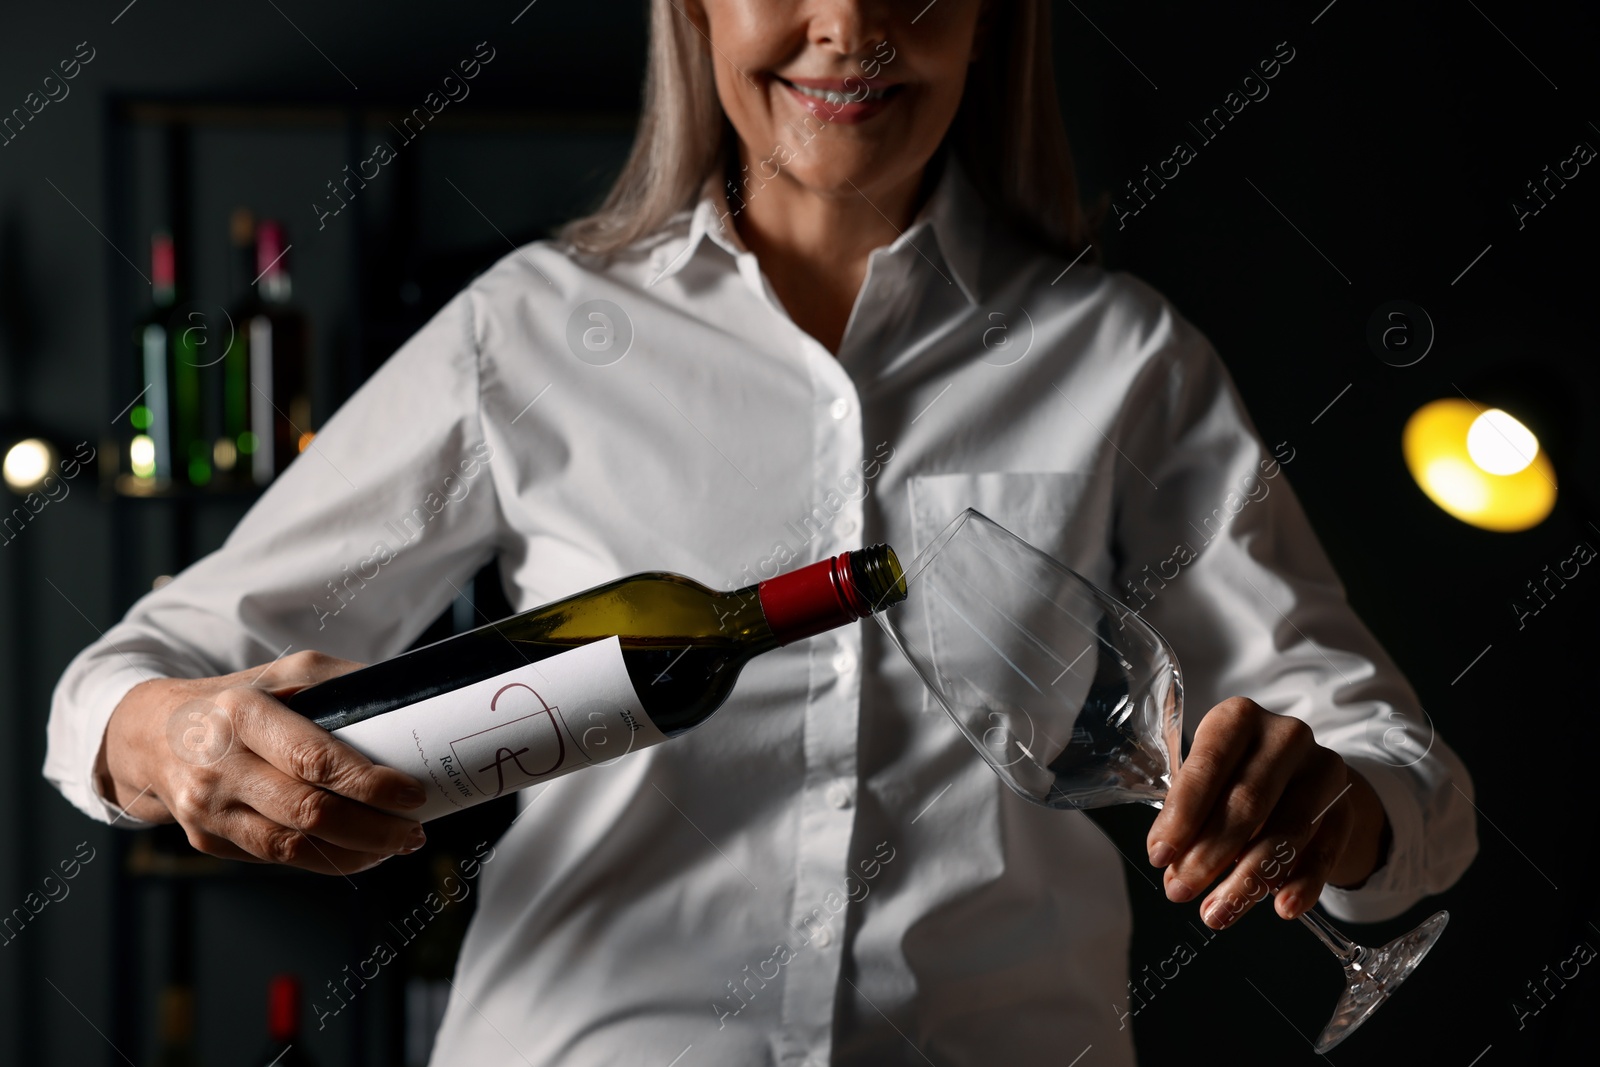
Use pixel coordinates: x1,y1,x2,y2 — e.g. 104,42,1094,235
331,636,664,822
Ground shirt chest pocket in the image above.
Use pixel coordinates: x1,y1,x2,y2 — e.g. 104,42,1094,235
904,471,1114,591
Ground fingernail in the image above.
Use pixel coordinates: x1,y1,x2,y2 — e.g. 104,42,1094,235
1279,892,1301,918
1204,899,1234,929
401,826,426,853
1167,877,1195,903
398,784,427,808
1148,842,1175,867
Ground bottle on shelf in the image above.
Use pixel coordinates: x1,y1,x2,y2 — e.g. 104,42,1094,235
212,207,256,482
221,218,312,487
126,233,207,489
285,547,908,821
153,983,197,1067
227,207,257,298
125,233,176,486
253,974,318,1067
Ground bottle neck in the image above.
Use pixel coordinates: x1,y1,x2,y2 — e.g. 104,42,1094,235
257,220,291,304
745,545,907,647
261,271,291,304
151,231,177,308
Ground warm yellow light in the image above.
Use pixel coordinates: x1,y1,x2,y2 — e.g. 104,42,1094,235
129,435,157,479
1466,408,1538,475
1403,399,1556,532
297,431,315,453
1421,456,1489,513
213,437,237,471
3,438,56,492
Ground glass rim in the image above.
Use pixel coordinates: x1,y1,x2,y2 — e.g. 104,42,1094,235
901,507,1177,663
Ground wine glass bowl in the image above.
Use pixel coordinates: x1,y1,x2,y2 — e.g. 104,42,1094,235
876,508,1448,1054
881,508,1183,810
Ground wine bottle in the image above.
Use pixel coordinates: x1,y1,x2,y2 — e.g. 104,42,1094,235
253,974,318,1067
149,230,213,489
228,219,312,486
126,233,178,484
285,547,907,821
153,984,197,1067
213,207,256,482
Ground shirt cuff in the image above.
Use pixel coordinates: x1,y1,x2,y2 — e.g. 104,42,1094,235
1316,754,1428,924
44,658,170,828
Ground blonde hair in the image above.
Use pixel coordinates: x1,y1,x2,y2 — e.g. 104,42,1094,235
560,0,1094,262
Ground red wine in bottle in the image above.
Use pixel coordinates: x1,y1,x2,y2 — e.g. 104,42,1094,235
285,547,907,821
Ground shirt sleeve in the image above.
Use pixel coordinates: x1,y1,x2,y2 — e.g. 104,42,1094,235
45,289,503,826
1107,291,1477,923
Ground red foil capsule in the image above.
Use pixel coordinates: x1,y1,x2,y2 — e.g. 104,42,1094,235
758,551,874,645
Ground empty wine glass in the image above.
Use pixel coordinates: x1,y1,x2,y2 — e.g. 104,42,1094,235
874,508,1449,1054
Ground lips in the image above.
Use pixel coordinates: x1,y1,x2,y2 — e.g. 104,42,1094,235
775,75,905,124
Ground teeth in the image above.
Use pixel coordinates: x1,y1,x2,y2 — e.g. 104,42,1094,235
786,81,891,106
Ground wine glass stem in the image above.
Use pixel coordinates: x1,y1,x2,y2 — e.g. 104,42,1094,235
1295,907,1367,968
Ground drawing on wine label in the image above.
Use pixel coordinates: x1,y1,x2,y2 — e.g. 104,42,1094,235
452,682,576,797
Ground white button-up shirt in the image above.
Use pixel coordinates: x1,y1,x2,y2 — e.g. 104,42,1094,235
46,156,1477,1066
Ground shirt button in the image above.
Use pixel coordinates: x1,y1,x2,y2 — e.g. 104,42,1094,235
832,648,855,674
837,517,858,537
829,397,851,420
812,925,834,948
825,781,854,809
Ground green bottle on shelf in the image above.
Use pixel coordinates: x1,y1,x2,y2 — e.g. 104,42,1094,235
126,233,206,488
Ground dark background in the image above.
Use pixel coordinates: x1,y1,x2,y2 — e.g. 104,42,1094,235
1,1,1594,1064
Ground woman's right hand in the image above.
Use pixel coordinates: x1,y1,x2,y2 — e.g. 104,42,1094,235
98,650,429,875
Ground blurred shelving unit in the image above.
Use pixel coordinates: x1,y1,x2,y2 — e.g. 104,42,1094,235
99,94,635,1067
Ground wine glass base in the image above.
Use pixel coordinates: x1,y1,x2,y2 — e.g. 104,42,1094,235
1313,910,1449,1054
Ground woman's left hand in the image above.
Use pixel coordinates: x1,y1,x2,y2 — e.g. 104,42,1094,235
1145,697,1390,929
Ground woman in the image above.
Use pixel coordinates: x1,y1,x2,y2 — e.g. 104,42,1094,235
48,1,1476,1063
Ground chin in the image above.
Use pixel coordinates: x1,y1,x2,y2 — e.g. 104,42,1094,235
781,144,912,199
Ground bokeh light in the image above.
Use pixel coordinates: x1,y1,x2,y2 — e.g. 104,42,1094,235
3,438,57,493
1403,399,1556,532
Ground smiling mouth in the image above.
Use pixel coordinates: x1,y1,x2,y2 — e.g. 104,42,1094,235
776,77,905,108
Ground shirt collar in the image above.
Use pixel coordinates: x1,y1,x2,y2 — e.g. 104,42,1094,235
647,151,986,305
